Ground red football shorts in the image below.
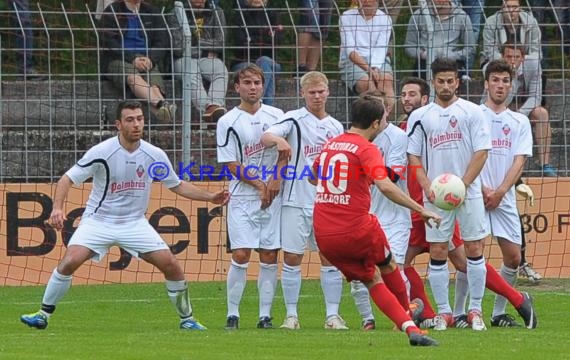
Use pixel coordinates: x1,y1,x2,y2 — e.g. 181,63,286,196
408,219,464,253
315,214,391,282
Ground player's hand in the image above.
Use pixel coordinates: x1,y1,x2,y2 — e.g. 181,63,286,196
210,190,230,205
423,187,435,204
420,209,441,229
516,183,535,206
266,178,281,204
258,182,271,210
484,189,504,210
276,139,292,162
49,208,67,231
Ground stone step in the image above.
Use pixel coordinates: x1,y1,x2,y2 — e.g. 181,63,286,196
1,127,568,181
2,78,569,129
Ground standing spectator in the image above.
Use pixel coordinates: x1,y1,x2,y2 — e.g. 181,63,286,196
297,0,333,74
404,0,475,80
174,0,228,123
7,0,44,79
261,72,348,330
340,0,394,109
216,65,285,330
99,0,175,123
230,0,283,106
482,42,557,176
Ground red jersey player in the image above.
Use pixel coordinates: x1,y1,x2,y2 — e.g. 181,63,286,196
311,93,440,347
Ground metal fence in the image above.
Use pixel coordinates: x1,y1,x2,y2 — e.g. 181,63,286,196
0,0,568,181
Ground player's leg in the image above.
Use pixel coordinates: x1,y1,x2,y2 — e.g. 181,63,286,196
141,248,205,330
457,198,489,331
279,207,308,329
21,245,93,329
519,221,542,282
447,226,469,328
350,280,375,330
404,222,436,326
488,207,537,329
224,199,256,329
256,199,282,329
21,218,108,330
319,253,347,329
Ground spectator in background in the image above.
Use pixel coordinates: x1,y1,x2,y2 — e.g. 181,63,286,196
174,0,228,123
297,0,333,75
528,0,569,56
7,0,44,79
96,0,115,20
380,0,403,24
99,0,175,123
454,0,485,43
404,0,475,81
481,0,541,70
482,42,557,177
340,0,394,111
231,0,283,105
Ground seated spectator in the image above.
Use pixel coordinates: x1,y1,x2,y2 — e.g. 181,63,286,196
297,0,333,75
7,0,44,79
339,0,394,111
481,0,541,72
230,0,283,106
99,0,175,123
482,42,557,176
404,0,474,81
454,0,485,42
174,0,228,123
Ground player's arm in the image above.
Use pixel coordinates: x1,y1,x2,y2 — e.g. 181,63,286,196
261,132,291,161
225,161,271,209
266,154,288,203
374,177,440,228
169,181,230,205
462,149,488,188
50,174,73,230
485,155,526,210
408,154,433,202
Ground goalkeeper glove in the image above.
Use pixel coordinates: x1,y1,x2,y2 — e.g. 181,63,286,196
516,183,534,207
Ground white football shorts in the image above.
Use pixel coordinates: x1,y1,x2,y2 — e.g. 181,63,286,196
486,201,522,245
68,216,169,262
281,206,318,254
425,197,490,243
381,222,410,265
227,196,282,250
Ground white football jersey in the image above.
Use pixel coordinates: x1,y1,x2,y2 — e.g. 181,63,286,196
265,107,344,208
407,98,491,199
66,136,181,224
217,104,284,198
370,123,411,227
480,104,533,204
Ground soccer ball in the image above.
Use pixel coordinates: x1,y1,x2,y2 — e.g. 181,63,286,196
430,173,466,210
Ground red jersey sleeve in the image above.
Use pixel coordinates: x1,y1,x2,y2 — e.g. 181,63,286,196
359,143,386,181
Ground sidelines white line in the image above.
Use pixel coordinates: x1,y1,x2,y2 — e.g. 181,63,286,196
13,294,323,306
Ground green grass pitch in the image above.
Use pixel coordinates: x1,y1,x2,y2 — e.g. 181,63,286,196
2,279,569,359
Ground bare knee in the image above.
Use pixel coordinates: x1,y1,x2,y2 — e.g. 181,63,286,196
530,106,549,121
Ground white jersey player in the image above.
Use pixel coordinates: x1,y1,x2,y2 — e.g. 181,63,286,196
407,58,491,331
216,64,284,330
480,59,537,329
261,71,348,330
20,100,229,331
351,117,414,330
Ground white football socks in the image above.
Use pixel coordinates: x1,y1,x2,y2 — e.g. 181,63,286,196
321,266,343,319
227,259,248,318
258,262,278,318
281,263,302,317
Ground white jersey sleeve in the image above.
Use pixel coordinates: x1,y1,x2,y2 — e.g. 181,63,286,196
371,124,411,226
480,105,533,205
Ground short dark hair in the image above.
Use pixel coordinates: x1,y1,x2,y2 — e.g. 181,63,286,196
116,100,143,121
350,93,385,130
484,59,514,81
233,63,265,85
400,77,430,97
501,41,526,56
431,57,458,77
